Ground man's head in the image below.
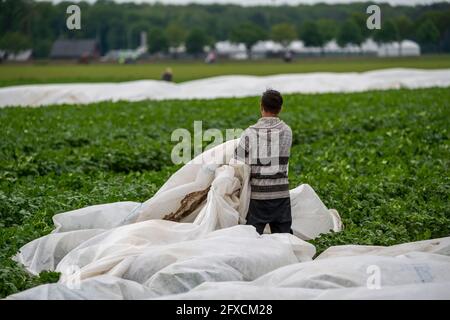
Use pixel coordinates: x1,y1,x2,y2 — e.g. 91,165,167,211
261,89,283,116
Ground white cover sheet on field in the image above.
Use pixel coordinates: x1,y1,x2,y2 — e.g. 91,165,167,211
7,139,450,300
1,68,450,107
9,139,340,299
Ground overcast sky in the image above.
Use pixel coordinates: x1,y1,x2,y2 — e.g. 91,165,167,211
43,0,450,6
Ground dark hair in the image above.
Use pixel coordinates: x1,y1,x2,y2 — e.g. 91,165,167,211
261,89,283,114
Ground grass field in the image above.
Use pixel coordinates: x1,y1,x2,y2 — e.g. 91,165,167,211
1,55,450,87
0,87,449,297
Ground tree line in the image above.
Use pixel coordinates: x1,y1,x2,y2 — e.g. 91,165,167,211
0,0,449,57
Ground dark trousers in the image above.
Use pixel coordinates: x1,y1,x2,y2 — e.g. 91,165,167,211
246,197,293,235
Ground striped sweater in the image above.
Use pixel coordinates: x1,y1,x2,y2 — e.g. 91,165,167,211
234,117,292,200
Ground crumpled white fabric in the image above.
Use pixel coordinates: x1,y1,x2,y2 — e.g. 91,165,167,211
9,138,450,300
159,239,450,300
9,139,340,299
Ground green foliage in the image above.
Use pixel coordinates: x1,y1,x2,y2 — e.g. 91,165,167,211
270,23,297,47
148,27,169,54
419,9,450,39
394,15,414,41
31,39,52,59
166,23,187,48
416,19,441,50
230,23,266,52
0,32,32,53
373,19,399,45
337,19,364,48
350,12,371,39
317,19,336,43
0,87,449,297
186,29,207,55
299,21,324,48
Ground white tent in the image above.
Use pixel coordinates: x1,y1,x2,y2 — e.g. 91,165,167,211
214,38,420,59
378,40,421,57
252,40,284,54
283,38,419,57
288,39,378,55
215,41,247,59
215,41,246,54
361,38,379,53
328,39,377,55
288,40,305,53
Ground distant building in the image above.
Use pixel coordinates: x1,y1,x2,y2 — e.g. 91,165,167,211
102,32,148,63
50,39,100,60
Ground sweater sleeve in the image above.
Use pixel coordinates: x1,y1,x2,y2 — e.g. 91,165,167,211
233,130,251,165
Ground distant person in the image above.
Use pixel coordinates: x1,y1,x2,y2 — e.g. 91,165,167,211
205,51,216,64
233,89,293,235
79,52,90,64
283,51,293,63
161,67,173,82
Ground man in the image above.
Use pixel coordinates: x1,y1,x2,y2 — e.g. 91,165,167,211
161,67,173,82
234,89,293,234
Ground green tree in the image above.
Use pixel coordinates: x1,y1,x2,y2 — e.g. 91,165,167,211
127,21,151,49
230,23,266,59
186,28,207,56
0,32,32,53
416,19,440,52
106,20,127,50
351,12,370,39
373,20,398,44
32,39,52,58
373,20,399,56
395,15,413,41
270,23,297,48
166,23,186,49
337,19,364,52
393,16,413,55
317,19,336,43
420,10,450,42
299,21,325,54
148,28,169,54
